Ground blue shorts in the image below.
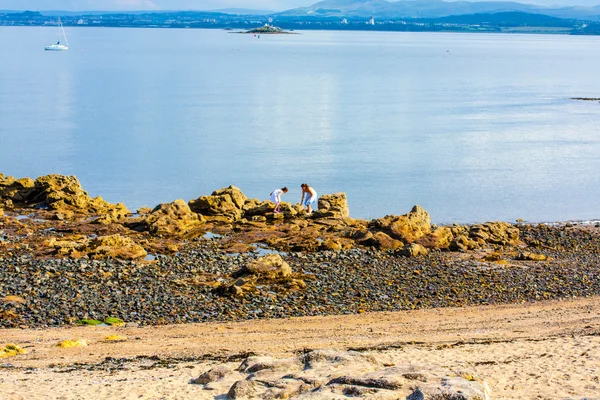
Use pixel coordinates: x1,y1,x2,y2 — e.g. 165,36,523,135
304,195,316,206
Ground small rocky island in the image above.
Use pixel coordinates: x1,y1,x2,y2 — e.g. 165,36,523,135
243,24,294,34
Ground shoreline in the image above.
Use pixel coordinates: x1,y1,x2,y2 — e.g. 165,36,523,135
2,297,599,399
2,173,600,329
2,173,600,398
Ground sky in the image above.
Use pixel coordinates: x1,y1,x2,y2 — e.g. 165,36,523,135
0,0,599,12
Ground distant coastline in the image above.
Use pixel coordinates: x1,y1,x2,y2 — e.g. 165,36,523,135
1,10,599,35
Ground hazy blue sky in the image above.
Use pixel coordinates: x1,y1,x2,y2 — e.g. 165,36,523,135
1,0,599,12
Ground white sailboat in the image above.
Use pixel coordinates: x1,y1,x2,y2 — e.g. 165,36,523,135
45,18,69,51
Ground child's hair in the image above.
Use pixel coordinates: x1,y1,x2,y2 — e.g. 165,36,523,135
282,187,288,192
301,183,307,188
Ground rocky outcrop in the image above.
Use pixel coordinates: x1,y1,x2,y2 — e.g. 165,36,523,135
216,254,306,297
0,174,129,221
316,193,350,218
189,186,247,221
370,205,431,243
469,222,520,246
191,349,491,399
136,199,205,237
45,234,147,260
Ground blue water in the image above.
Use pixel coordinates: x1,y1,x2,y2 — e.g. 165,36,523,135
1,27,600,224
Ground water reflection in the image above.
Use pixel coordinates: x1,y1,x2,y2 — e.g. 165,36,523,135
1,28,600,223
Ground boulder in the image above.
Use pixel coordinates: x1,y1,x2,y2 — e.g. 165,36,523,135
219,350,491,400
227,380,259,399
189,186,247,221
191,365,233,385
140,199,205,237
235,253,292,280
371,231,404,250
402,243,429,257
316,193,350,218
469,222,520,246
449,235,479,252
85,235,147,260
45,234,147,260
242,199,274,217
417,226,454,249
0,175,36,204
217,254,305,297
370,205,431,243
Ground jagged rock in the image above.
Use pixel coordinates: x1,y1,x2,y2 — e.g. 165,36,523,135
352,229,374,244
138,199,205,237
189,186,247,221
1,174,129,219
371,231,404,250
45,234,146,260
218,254,305,297
243,199,274,217
417,226,455,249
316,193,350,218
321,237,344,251
220,350,490,400
227,380,259,399
449,235,479,252
402,243,428,257
235,254,292,279
191,365,233,384
370,205,431,243
85,235,147,260
0,176,35,203
469,222,520,246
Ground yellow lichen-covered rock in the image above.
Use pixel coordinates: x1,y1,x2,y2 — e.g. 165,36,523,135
370,205,431,243
218,254,306,297
317,193,350,218
1,344,27,358
45,234,146,260
103,335,127,342
469,222,520,246
86,235,147,260
0,174,130,218
141,199,205,237
402,243,429,257
450,235,479,252
45,235,89,257
189,186,247,221
57,339,87,348
240,254,292,279
417,226,455,249
372,231,404,250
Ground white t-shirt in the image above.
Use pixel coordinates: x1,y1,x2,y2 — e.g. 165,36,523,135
270,189,283,203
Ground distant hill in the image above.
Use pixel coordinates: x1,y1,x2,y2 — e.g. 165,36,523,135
433,11,577,27
211,8,275,15
277,0,600,21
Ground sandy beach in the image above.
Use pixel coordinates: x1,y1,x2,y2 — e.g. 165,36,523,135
2,296,599,399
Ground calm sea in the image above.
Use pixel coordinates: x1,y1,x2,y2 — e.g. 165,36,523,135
1,27,599,224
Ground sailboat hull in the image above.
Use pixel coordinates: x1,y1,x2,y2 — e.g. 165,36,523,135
45,44,68,51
